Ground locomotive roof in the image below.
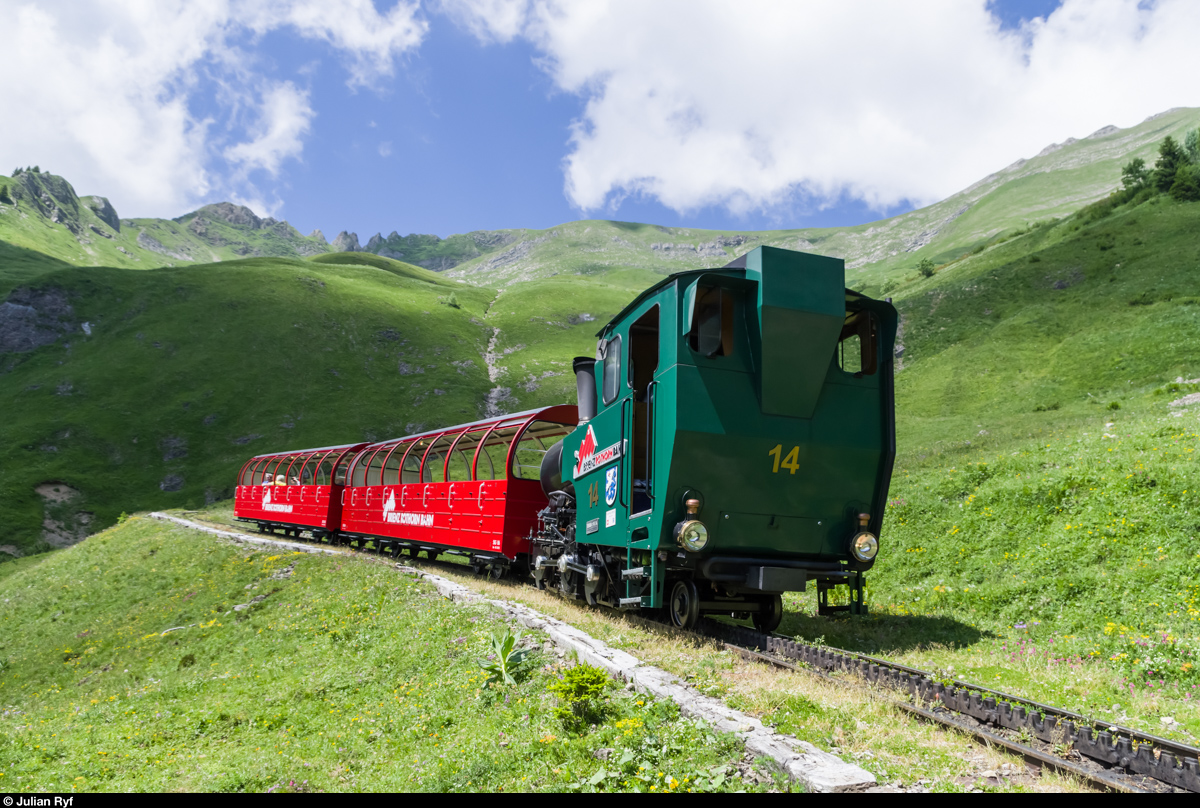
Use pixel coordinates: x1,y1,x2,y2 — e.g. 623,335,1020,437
596,261,878,337
596,267,725,337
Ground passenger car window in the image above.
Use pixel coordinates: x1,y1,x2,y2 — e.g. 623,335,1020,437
382,446,403,485
401,444,422,483
315,457,333,485
602,335,622,404
511,420,571,481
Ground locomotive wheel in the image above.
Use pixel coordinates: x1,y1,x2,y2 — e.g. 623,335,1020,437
753,594,783,633
669,580,701,630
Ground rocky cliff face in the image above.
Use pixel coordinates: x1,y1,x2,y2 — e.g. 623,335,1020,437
332,231,361,251
11,172,88,235
83,196,120,233
0,286,77,354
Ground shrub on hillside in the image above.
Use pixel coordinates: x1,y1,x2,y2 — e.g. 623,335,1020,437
1169,163,1200,202
1153,136,1187,193
547,664,612,732
917,258,935,278
1185,127,1200,163
1120,157,1149,191
0,184,10,204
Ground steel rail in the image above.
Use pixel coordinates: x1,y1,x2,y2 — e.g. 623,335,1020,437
701,619,1199,793
725,642,1147,793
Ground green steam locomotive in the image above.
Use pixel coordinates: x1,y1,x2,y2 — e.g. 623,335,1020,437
531,246,898,630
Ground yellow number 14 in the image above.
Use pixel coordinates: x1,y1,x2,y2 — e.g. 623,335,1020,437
768,444,800,475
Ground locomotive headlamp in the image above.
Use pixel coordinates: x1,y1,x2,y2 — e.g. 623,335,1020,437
850,513,877,562
851,531,878,562
674,498,709,552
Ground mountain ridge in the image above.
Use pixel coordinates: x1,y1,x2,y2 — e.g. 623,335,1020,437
3,107,1197,284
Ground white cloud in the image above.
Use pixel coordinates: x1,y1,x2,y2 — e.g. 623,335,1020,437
437,0,529,43
447,0,1200,216
379,141,394,157
0,0,427,218
224,81,314,178
244,0,428,88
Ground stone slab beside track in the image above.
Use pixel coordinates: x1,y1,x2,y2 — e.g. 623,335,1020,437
149,512,876,793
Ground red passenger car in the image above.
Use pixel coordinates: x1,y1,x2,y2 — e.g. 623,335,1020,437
232,406,578,569
337,406,577,566
233,442,368,537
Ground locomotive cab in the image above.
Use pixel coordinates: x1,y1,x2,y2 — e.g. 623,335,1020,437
534,246,897,629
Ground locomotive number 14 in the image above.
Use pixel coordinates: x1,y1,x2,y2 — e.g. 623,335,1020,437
768,444,800,475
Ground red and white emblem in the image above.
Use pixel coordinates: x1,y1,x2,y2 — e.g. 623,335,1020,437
574,423,623,477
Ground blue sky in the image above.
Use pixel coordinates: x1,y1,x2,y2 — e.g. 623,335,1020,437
5,0,1198,241
235,0,1066,238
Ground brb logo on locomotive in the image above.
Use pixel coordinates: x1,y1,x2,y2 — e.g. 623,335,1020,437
574,424,623,477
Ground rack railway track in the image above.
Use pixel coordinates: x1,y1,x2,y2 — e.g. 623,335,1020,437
243,521,1200,793
697,620,1199,793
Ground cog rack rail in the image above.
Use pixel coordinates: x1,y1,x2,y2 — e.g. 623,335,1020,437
704,620,1200,793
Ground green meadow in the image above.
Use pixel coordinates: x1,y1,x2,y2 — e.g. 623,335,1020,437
0,518,779,793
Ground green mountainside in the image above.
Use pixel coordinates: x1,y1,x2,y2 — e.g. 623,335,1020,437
0,171,332,270
0,254,501,552
432,108,1200,288
1,107,1199,571
4,108,1196,286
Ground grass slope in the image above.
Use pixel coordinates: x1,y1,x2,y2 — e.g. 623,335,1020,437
0,517,770,793
0,256,497,552
438,109,1200,289
781,193,1200,727
0,174,330,271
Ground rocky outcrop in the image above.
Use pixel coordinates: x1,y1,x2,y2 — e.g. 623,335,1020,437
83,195,120,232
194,202,263,229
0,287,75,354
470,230,516,250
136,231,191,261
187,216,223,244
650,235,746,259
12,172,84,234
365,232,384,252
904,205,970,253
332,231,361,252
309,229,327,243
1035,137,1078,158
36,482,93,548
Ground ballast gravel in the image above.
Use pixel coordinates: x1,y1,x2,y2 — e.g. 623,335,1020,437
150,512,876,792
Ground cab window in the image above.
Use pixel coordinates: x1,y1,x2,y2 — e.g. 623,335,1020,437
602,335,622,404
689,286,733,358
839,311,878,375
